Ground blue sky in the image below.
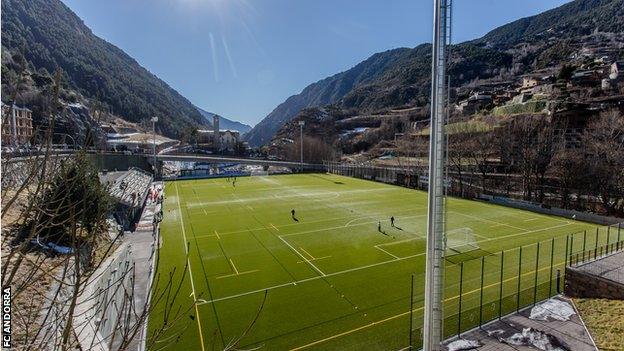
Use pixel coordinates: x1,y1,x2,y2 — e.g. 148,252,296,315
62,0,570,126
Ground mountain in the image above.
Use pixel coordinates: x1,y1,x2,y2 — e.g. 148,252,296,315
243,47,420,146
245,0,624,147
196,107,252,134
473,0,624,47
1,0,208,138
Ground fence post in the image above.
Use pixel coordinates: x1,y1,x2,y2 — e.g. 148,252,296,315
565,234,570,267
498,250,504,320
556,269,561,293
595,228,599,259
618,223,621,251
458,262,464,336
479,256,485,327
533,242,540,306
548,238,555,296
569,234,574,266
409,274,414,350
516,246,522,312
582,230,587,262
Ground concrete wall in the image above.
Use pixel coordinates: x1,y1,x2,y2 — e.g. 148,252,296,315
88,153,152,173
479,195,623,225
565,267,624,299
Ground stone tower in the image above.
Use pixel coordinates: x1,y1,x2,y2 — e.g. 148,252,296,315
213,114,220,151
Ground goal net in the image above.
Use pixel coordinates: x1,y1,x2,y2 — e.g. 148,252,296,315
445,227,480,255
250,169,269,176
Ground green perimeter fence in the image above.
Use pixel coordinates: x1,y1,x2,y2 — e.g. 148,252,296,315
406,221,623,350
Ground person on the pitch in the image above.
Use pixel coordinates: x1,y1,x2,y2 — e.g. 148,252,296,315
390,216,395,227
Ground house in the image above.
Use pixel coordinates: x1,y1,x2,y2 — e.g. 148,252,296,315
521,76,539,90
455,93,493,115
570,70,600,86
197,129,241,152
609,61,623,80
1,102,33,146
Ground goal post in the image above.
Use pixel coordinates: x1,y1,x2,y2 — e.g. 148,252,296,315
250,169,269,177
445,227,480,255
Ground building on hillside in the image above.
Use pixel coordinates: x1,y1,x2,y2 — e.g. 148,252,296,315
520,76,540,90
105,127,178,153
455,92,493,115
570,70,601,87
197,129,241,152
1,102,33,146
609,60,623,80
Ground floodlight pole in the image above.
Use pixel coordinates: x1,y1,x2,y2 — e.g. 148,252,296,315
151,116,158,174
423,0,449,350
299,121,305,172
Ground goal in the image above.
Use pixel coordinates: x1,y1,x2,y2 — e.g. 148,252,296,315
445,227,480,255
250,169,269,176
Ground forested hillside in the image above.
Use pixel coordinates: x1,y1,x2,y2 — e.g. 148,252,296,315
1,0,208,138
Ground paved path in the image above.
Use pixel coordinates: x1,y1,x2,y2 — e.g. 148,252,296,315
576,251,624,284
125,181,162,351
443,296,596,351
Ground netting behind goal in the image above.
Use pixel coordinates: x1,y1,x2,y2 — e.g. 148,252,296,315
445,227,480,255
250,170,269,176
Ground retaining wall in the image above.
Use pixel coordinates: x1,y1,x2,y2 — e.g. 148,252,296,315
565,266,624,299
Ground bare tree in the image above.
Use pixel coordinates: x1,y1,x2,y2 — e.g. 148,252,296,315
465,130,495,195
447,124,475,197
285,136,337,164
582,109,624,215
548,147,587,210
0,67,195,351
2,64,272,350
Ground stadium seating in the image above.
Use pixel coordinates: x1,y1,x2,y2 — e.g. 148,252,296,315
109,168,153,207
106,168,153,231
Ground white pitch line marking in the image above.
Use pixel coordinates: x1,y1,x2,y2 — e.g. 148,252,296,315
375,246,400,259
216,269,259,280
214,230,221,240
297,256,331,264
344,217,367,227
192,207,427,240
524,218,539,222
174,183,207,351
449,211,526,231
299,247,316,260
376,237,422,247
199,252,425,305
229,258,239,275
281,214,428,239
270,223,280,232
198,220,578,305
278,236,326,276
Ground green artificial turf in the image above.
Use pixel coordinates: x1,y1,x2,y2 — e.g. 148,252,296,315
148,173,607,351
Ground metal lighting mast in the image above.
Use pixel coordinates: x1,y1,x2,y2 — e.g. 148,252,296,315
151,116,158,173
423,0,450,349
299,120,305,171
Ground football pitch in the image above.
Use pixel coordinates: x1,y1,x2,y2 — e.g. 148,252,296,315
149,173,600,350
